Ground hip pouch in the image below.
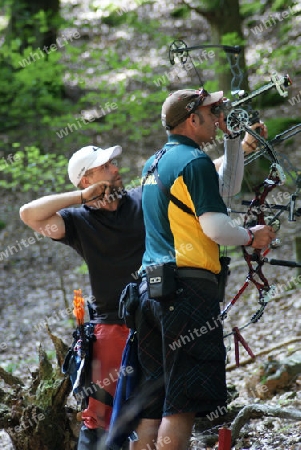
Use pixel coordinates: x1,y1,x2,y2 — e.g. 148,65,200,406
119,282,140,329
62,323,95,409
146,263,177,302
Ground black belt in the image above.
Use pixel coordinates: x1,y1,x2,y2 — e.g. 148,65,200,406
177,268,218,284
140,268,218,289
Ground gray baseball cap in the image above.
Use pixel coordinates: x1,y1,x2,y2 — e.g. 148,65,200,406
161,88,223,130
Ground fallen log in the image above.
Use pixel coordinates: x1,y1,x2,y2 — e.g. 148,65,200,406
0,327,78,450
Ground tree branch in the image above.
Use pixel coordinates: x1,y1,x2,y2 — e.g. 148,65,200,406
196,404,301,446
231,404,301,443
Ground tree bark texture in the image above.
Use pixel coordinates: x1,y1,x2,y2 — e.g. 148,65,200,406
0,327,78,450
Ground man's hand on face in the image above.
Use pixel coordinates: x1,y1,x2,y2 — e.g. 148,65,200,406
213,99,230,134
81,181,113,204
217,111,228,134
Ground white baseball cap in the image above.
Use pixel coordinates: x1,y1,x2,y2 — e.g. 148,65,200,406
68,145,122,187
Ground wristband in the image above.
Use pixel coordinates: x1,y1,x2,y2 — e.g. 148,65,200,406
246,229,255,246
81,192,86,204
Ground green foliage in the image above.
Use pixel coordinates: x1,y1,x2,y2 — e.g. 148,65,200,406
221,32,245,47
0,0,69,132
240,0,266,17
70,45,168,142
4,362,18,373
264,117,301,138
241,116,301,191
202,32,246,92
272,45,301,75
0,145,71,194
240,0,296,16
98,0,162,34
46,350,57,361
252,89,288,109
170,6,190,19
101,10,133,27
0,0,299,196
0,42,69,131
242,0,299,75
76,262,89,275
270,0,295,12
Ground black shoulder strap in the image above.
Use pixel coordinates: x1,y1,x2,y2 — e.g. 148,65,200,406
153,169,195,216
141,147,167,187
142,146,195,217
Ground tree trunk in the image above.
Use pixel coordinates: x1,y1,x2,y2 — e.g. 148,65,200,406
183,0,249,94
206,0,248,94
0,327,78,450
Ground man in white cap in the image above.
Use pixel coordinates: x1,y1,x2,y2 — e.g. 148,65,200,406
129,89,274,450
20,145,145,449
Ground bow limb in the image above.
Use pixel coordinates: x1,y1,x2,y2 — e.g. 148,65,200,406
221,138,283,321
241,151,284,302
244,123,301,183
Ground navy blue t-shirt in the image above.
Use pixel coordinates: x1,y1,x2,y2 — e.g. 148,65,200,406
56,187,145,321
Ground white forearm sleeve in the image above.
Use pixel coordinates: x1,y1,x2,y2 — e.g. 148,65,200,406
199,212,249,246
218,136,244,198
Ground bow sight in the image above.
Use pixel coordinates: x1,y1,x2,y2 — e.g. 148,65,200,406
211,73,292,133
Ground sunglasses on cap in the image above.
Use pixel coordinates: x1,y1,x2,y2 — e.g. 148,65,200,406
185,88,210,114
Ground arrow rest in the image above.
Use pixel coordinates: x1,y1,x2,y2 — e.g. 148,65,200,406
265,215,280,232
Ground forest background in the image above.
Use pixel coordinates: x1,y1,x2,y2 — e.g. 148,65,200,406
0,0,301,449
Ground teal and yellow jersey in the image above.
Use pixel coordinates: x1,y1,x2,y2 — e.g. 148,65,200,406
141,134,228,274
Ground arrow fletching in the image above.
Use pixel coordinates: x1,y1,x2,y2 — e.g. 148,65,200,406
73,289,85,326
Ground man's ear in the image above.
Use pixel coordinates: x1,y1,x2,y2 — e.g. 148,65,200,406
189,114,197,126
79,176,90,189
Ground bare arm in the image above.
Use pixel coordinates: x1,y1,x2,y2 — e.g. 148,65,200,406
19,181,112,239
19,191,81,239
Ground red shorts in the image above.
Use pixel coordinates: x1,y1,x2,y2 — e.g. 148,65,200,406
81,323,129,430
